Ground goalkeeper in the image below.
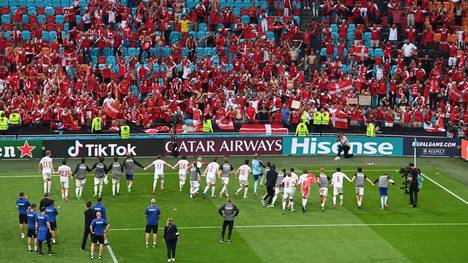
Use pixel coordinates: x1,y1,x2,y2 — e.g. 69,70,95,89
88,156,108,198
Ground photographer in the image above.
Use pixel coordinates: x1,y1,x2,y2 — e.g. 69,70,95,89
335,133,354,160
407,163,420,208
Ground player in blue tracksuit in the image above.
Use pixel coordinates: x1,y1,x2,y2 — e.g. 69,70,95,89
92,197,107,219
251,154,265,196
26,204,38,252
90,212,109,259
16,192,31,239
36,207,53,256
144,199,161,248
45,202,58,244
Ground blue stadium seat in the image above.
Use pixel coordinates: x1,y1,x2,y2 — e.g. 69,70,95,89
52,0,60,7
319,48,327,57
55,14,64,24
1,14,11,24
21,30,31,40
44,0,52,6
37,14,46,24
22,14,28,23
44,7,54,16
368,48,374,58
266,31,274,41
35,0,44,6
63,22,69,31
17,0,25,6
162,46,171,57
374,48,383,58
241,15,249,25
293,16,300,24
106,56,116,65
27,6,36,16
41,31,48,40
203,47,211,57
48,31,57,42
330,24,338,33
90,47,98,57
2,31,12,40
104,47,113,56
196,47,203,59
347,24,355,33
61,31,69,39
75,15,81,25
198,23,207,32
61,0,70,7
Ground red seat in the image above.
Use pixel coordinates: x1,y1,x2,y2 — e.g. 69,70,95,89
3,23,14,30
37,8,45,15
1,7,10,15
29,15,38,24
98,56,106,65
46,23,56,31
46,16,55,24
55,8,63,15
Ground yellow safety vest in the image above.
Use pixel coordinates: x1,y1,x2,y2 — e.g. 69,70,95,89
9,113,20,125
92,117,102,132
366,123,376,137
321,112,329,125
313,112,322,125
295,122,309,136
120,125,130,139
0,117,8,131
300,111,309,124
202,119,213,133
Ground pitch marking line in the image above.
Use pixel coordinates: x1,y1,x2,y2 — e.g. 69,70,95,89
106,244,119,263
111,222,468,231
423,174,468,205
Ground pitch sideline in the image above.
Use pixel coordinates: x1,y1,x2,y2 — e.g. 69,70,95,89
106,244,119,263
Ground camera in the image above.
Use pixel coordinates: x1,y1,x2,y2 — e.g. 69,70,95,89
399,167,410,194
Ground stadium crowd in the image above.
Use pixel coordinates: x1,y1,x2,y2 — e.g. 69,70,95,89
0,0,466,136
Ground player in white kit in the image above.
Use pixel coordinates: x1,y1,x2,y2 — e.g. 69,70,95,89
39,150,54,193
281,172,297,213
235,160,251,198
172,156,189,191
202,158,220,198
331,167,352,207
57,159,72,202
144,156,172,193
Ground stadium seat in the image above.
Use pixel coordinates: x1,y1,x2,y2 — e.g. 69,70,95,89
21,30,31,40
41,31,48,41
48,31,57,42
52,0,60,7
55,14,64,24
2,30,12,40
241,15,249,25
1,14,11,24
266,31,274,41
44,0,52,6
374,48,383,58
27,6,36,16
35,0,44,6
198,23,207,32
22,14,29,24
37,14,45,24
319,48,327,57
162,46,171,57
45,7,54,16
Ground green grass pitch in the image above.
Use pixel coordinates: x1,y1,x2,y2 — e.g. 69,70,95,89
1,156,468,263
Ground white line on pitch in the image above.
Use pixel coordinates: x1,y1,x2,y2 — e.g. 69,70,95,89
106,245,119,263
423,174,468,205
111,222,468,232
0,169,399,178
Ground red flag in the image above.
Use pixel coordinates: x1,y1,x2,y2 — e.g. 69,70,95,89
216,118,234,130
105,102,121,119
239,124,289,134
332,111,348,129
328,79,353,95
448,87,462,102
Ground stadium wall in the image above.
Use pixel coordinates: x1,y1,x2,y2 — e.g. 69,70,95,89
0,135,462,159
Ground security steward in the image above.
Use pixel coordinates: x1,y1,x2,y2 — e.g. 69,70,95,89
120,124,130,139
295,121,309,136
321,108,330,131
202,117,213,133
313,109,322,133
9,111,21,133
82,201,94,250
366,122,376,137
0,111,8,135
91,116,102,134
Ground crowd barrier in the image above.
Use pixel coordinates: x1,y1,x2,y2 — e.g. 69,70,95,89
0,134,462,159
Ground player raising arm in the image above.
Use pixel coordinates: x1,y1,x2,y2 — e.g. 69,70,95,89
144,156,172,193
330,167,352,208
123,154,144,193
73,158,89,199
39,151,54,194
202,158,220,199
57,159,72,202
298,170,318,213
235,160,251,199
88,157,108,198
374,172,395,210
350,167,375,209
172,156,189,191
107,156,123,197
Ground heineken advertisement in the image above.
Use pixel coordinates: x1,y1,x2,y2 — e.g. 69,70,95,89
0,140,43,159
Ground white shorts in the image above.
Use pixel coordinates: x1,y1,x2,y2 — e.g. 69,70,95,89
355,187,364,196
154,173,164,180
190,181,200,189
179,173,186,181
239,179,248,186
319,187,328,197
94,177,104,185
274,187,283,195
221,177,229,185
283,189,294,200
76,179,86,187
42,172,52,180
112,178,120,184
333,187,344,196
206,175,216,185
60,180,69,188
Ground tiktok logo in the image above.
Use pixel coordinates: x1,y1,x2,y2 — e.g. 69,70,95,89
68,140,84,157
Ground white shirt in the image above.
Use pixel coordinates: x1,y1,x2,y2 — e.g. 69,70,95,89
176,160,189,174
103,97,115,106
281,177,296,192
40,156,53,173
290,172,299,184
205,162,220,177
152,160,166,175
58,165,71,181
402,43,417,57
238,165,251,181
389,28,398,41
298,174,309,185
332,172,349,188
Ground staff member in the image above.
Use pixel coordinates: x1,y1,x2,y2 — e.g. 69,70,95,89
0,111,8,134
295,122,309,136
39,192,53,211
91,115,102,134
335,133,354,160
163,217,179,262
218,197,240,243
82,201,94,250
408,163,420,208
90,211,109,259
16,192,31,239
262,164,278,206
145,199,161,248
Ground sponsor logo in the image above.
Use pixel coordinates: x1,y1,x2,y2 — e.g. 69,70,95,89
0,140,41,158
67,140,137,157
284,137,402,156
405,137,460,157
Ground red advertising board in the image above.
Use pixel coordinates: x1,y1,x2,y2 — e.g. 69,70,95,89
462,139,468,160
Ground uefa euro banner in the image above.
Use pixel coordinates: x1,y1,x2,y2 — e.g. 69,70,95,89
0,140,43,159
403,137,461,157
282,136,403,156
163,137,284,156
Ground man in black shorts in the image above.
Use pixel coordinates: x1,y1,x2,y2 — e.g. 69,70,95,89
90,212,109,259
16,192,31,239
26,204,38,252
145,199,161,248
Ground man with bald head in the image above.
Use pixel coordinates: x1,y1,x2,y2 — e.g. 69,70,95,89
145,199,161,248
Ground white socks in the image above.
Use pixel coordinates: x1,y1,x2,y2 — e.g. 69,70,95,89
243,187,248,198
380,196,385,208
127,182,132,191
112,182,120,196
211,186,215,197
179,180,185,191
153,180,158,191
253,181,258,194
282,200,286,210
220,185,228,196
160,179,164,189
272,195,278,205
44,181,51,193
333,196,337,206
94,184,103,196
302,198,307,208
340,195,343,206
